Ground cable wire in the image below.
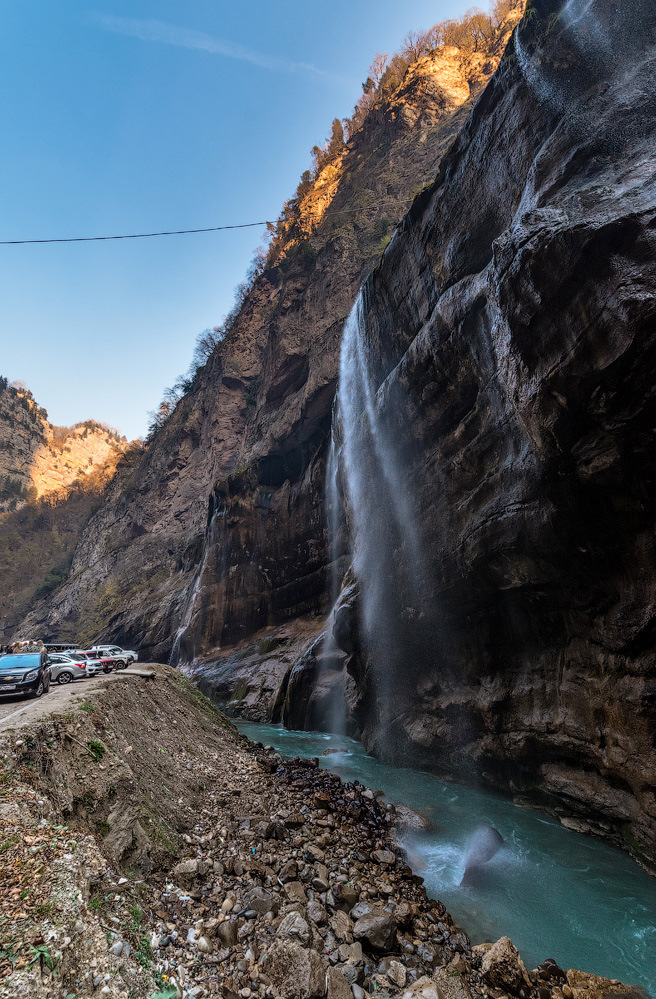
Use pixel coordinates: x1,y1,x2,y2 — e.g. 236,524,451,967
0,199,416,246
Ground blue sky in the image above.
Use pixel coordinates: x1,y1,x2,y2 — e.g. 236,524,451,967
1,0,471,439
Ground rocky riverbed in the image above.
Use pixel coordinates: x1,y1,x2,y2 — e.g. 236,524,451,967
0,666,644,999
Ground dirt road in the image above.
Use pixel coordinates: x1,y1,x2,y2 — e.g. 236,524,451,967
0,665,158,732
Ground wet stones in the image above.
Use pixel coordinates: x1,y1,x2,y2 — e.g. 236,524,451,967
372,849,396,866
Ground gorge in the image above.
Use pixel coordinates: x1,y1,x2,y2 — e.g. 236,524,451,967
12,0,656,902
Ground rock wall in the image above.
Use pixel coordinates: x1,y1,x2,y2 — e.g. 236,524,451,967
0,384,124,508
328,0,656,871
19,38,517,657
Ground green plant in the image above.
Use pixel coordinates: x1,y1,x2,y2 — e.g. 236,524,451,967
87,739,105,761
135,934,153,969
78,701,94,714
95,819,110,836
150,987,178,999
128,904,143,927
29,944,58,972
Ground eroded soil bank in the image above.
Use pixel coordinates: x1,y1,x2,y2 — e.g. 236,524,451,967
0,666,643,999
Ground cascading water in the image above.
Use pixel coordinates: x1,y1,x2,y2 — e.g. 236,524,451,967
515,0,624,113
169,505,226,667
321,433,347,735
335,289,433,747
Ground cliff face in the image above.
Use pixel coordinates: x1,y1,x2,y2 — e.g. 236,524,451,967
19,35,518,656
0,383,128,640
0,384,123,509
325,0,656,871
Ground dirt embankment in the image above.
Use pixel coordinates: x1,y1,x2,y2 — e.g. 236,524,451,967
0,666,640,999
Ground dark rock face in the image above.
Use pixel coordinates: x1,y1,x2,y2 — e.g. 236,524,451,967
332,0,656,870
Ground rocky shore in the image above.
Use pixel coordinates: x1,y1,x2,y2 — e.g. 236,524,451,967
0,666,643,999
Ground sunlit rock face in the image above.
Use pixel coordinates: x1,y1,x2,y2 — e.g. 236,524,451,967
20,34,517,657
0,385,124,509
331,0,656,870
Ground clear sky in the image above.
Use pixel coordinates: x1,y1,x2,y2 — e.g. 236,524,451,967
1,0,472,439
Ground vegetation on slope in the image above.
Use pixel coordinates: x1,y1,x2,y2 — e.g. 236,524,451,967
146,0,524,440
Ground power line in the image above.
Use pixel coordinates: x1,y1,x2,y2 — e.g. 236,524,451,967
0,199,416,246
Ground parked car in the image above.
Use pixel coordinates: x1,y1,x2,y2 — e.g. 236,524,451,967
81,651,116,673
0,652,51,699
64,651,105,676
48,652,89,685
91,645,138,665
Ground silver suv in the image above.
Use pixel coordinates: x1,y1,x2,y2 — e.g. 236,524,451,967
91,645,138,667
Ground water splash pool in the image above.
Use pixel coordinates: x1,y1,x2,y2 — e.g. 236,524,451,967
234,721,656,996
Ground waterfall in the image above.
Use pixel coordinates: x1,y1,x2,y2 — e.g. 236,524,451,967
335,290,432,738
515,0,620,113
169,505,226,667
322,433,347,735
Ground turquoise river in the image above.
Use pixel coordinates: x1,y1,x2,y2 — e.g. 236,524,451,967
235,721,656,996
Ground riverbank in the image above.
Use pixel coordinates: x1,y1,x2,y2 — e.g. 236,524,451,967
0,665,644,999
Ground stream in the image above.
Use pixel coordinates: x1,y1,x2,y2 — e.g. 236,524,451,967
234,721,656,997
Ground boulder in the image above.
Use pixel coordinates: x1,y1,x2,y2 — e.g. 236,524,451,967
326,966,352,999
480,937,531,994
353,910,396,952
266,939,325,999
277,912,312,947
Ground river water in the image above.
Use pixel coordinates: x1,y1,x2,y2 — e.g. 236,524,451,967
235,721,656,996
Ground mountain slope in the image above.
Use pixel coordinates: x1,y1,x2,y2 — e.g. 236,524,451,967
18,16,523,656
0,380,129,640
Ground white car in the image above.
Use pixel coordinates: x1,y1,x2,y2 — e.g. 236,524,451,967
91,645,138,665
64,650,105,677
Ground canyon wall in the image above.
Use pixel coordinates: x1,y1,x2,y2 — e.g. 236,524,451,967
326,0,656,871
16,0,656,871
18,32,519,655
0,383,124,509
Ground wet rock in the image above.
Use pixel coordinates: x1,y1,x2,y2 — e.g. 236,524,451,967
372,849,395,866
266,939,325,998
353,910,396,952
480,936,531,994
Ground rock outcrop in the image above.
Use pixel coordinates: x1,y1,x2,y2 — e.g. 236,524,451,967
0,381,125,509
15,0,656,874
327,0,656,871
18,30,519,657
